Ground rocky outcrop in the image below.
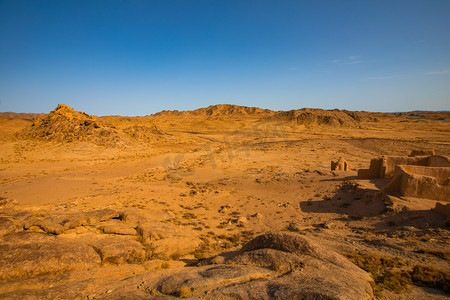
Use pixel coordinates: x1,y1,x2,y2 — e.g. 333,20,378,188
0,231,374,299
132,232,374,299
0,206,200,283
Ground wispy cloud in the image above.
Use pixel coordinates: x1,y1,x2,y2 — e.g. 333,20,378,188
328,56,362,65
345,60,362,65
366,75,395,80
425,68,450,75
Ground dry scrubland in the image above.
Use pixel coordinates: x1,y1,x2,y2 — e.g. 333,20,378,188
0,104,449,299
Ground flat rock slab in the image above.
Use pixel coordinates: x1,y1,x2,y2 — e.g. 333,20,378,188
0,240,101,280
100,220,137,235
22,209,120,235
89,236,146,265
136,221,201,259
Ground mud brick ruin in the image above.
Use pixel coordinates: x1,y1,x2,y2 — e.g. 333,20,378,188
358,150,450,201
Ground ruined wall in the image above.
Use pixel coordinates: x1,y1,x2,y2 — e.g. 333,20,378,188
383,165,450,202
358,154,450,179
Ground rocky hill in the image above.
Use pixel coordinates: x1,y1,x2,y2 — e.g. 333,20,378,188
16,104,119,143
14,104,382,144
151,105,378,127
263,108,377,127
151,104,276,119
16,104,166,144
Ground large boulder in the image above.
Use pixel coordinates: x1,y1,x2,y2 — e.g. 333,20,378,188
123,232,373,299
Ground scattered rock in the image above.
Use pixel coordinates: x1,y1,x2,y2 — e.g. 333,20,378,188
287,222,302,232
218,204,231,214
235,216,248,224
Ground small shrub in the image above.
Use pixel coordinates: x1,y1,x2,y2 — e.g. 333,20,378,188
194,251,206,260
346,252,450,294
179,286,191,298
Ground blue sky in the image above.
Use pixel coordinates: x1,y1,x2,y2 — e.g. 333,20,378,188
0,0,449,115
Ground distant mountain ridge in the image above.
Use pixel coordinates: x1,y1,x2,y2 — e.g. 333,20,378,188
13,103,449,144
0,112,45,119
262,108,376,126
151,104,377,127
151,104,275,119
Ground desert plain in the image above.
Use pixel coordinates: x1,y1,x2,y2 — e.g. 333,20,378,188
0,104,449,299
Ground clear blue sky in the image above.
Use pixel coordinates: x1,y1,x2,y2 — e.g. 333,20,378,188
0,0,449,115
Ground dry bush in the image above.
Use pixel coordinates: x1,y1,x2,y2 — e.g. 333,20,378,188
410,265,450,293
339,180,361,191
346,253,450,295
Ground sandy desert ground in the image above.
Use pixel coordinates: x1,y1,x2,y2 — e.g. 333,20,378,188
0,104,449,299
